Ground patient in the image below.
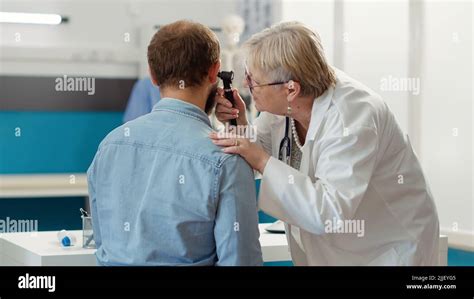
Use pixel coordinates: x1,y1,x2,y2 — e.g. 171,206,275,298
87,20,262,266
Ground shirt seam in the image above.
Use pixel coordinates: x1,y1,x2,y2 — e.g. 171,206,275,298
213,154,235,204
154,108,210,127
100,140,226,168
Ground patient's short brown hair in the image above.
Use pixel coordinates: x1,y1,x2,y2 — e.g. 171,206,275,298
147,20,220,89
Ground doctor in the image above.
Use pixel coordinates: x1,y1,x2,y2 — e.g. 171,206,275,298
210,21,440,266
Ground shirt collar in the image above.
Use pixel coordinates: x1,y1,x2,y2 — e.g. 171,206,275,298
152,98,211,127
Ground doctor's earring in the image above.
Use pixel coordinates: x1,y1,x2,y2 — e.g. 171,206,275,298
287,104,292,116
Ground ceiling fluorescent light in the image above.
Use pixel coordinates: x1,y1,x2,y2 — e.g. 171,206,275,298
0,12,66,25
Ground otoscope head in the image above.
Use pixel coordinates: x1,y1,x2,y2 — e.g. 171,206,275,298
217,71,234,81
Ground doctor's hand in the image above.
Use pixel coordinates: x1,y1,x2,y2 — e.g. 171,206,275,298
214,87,248,126
209,131,270,174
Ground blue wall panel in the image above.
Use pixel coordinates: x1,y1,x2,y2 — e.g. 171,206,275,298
0,111,122,231
0,111,123,174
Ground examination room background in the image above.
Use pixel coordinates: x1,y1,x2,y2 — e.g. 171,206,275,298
0,0,472,265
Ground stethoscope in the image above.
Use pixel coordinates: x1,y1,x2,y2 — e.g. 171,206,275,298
278,117,292,165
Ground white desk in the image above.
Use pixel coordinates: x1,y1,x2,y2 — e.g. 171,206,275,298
0,225,448,266
0,231,96,266
0,224,290,266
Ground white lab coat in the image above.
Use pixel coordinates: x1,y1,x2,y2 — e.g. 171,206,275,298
256,69,440,266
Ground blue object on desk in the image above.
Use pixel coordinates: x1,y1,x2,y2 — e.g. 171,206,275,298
57,230,76,247
61,236,72,247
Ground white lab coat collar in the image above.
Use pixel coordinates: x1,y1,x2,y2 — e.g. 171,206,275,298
305,85,335,142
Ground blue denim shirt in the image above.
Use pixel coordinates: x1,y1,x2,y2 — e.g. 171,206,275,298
87,98,263,266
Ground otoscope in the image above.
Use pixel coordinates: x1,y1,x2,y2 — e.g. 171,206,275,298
217,71,237,126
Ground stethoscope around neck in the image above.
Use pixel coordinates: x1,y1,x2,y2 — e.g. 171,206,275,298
278,117,292,165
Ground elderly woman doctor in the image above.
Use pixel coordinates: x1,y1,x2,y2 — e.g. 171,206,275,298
210,21,439,266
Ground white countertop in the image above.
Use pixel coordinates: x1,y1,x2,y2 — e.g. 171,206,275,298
0,174,88,198
0,223,290,266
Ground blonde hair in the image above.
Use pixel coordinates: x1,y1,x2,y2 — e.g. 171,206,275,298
243,21,336,98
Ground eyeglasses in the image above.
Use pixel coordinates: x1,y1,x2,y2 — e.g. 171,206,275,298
245,69,287,94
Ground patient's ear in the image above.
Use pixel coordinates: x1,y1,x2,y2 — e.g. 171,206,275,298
148,67,158,86
208,61,220,84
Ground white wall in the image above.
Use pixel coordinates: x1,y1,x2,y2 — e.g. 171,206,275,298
279,0,335,65
420,0,473,250
342,0,410,134
0,0,237,77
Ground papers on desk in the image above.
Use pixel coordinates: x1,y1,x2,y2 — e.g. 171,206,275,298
265,220,285,234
